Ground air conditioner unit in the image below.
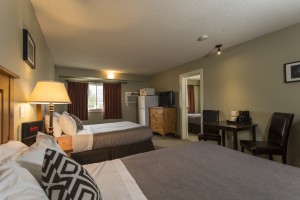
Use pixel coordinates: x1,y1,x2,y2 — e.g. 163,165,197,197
125,92,139,104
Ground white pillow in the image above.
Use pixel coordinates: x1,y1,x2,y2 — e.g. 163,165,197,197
54,112,61,118
59,111,77,135
15,132,66,183
45,114,62,137
0,140,28,163
0,164,48,200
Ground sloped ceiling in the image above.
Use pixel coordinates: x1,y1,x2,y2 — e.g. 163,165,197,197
31,0,300,75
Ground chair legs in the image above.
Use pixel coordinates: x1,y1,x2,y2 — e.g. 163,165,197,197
269,155,273,160
282,155,287,164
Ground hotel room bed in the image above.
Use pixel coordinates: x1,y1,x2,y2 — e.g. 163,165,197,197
2,135,300,200
22,120,155,164
69,121,155,164
188,113,201,133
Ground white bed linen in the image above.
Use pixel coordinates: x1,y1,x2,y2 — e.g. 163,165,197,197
84,159,147,200
72,121,146,152
0,140,28,164
0,161,48,200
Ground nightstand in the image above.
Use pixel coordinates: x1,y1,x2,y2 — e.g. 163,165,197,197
56,135,73,157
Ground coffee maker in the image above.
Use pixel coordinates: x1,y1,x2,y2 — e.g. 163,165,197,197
237,111,252,124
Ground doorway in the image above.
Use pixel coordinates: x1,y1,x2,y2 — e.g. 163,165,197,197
179,69,203,140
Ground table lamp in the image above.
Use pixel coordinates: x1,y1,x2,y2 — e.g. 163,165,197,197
28,81,71,135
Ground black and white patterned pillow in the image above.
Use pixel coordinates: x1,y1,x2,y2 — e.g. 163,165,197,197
41,148,101,200
69,113,84,130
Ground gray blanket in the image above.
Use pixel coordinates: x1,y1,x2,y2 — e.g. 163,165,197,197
93,126,153,149
121,142,300,200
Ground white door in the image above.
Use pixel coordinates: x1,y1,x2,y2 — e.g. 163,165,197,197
179,69,203,139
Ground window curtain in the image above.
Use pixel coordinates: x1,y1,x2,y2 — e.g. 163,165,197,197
67,82,88,120
103,83,122,119
188,85,195,113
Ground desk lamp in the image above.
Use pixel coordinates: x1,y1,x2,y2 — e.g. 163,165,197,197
28,81,71,135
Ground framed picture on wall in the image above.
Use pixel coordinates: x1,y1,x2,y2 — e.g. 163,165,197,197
284,61,300,83
23,29,35,69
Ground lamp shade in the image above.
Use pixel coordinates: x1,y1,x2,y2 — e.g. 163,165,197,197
28,81,71,104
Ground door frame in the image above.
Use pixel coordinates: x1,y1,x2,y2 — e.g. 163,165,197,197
179,69,203,139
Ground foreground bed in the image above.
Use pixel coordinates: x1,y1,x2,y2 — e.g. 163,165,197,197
2,133,300,200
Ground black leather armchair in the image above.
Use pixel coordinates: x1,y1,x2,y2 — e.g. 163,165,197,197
198,110,221,145
240,112,294,164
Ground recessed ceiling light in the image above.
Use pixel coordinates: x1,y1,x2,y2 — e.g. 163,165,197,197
197,34,209,41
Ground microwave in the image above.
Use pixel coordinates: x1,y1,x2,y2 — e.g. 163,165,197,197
140,88,155,96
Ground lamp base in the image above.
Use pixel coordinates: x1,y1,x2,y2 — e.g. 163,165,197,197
48,103,54,136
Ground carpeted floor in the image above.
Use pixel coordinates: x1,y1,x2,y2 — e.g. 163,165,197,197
152,132,199,149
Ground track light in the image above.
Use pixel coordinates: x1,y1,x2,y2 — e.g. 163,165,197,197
216,44,222,55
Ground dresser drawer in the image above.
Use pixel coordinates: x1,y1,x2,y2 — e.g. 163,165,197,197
150,108,163,115
151,116,163,123
151,124,163,133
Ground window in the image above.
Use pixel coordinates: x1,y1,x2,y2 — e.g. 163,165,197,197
88,83,103,112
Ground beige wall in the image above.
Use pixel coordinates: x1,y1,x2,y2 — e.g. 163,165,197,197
151,23,300,167
55,66,151,124
0,0,55,140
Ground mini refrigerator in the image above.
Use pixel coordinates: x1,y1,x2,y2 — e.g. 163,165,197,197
138,95,158,126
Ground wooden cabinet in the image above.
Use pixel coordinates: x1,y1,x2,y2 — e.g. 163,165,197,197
150,107,176,137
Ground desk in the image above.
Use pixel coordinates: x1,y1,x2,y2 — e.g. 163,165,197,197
202,121,257,150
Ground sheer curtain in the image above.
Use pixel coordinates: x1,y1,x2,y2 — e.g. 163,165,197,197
67,82,88,120
188,85,195,113
103,83,122,119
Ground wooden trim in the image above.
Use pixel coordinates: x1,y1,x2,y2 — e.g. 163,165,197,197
0,65,20,79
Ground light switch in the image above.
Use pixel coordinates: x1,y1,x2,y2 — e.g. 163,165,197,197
19,106,25,118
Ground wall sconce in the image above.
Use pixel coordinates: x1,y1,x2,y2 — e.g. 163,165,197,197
216,44,222,55
107,72,115,79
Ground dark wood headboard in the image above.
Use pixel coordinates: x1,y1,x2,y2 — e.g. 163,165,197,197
0,65,19,144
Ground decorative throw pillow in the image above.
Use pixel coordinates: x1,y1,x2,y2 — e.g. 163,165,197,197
16,132,66,183
59,112,77,135
69,113,84,130
42,148,102,200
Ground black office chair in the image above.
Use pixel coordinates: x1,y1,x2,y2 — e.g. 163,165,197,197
240,112,294,164
198,110,221,145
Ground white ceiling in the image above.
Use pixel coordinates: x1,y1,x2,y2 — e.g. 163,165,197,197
31,0,300,76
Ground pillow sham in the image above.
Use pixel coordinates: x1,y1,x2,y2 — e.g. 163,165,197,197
15,132,66,183
42,148,102,200
0,140,28,163
45,114,62,137
59,111,77,135
69,113,84,130
0,164,48,200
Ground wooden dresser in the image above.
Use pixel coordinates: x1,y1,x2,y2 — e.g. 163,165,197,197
149,107,176,137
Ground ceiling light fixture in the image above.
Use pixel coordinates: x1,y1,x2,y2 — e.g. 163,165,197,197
107,72,115,79
216,44,222,55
